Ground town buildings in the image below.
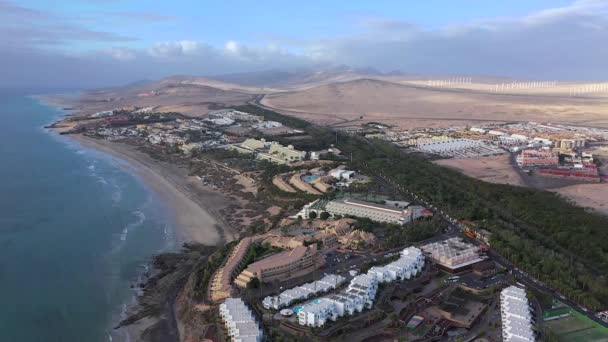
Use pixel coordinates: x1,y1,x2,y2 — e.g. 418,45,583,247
516,149,559,167
219,297,264,342
415,138,505,158
558,138,586,150
208,109,263,122
500,286,535,342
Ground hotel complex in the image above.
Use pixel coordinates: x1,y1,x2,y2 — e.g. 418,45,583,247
219,297,264,342
295,247,425,327
230,138,306,165
234,245,318,288
421,237,484,272
500,286,535,342
296,198,426,225
210,237,260,302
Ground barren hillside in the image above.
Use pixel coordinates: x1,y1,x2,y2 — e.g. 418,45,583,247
262,79,608,129
69,82,256,118
209,67,389,90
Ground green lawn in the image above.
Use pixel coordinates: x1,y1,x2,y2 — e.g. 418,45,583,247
546,316,608,342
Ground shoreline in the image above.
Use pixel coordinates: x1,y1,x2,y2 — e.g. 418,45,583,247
67,134,237,341
69,134,230,246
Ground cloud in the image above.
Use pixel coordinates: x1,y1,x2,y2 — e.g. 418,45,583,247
1,0,608,88
0,0,51,20
109,11,178,22
106,47,137,61
291,0,608,79
0,1,136,47
148,40,211,57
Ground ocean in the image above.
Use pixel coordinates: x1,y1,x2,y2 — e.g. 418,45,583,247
0,94,176,341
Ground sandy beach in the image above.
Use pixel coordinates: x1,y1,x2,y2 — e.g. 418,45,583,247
71,134,233,246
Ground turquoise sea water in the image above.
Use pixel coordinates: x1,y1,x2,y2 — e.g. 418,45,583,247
0,94,176,341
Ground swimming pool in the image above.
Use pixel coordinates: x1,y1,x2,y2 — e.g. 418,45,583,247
302,175,321,183
293,306,303,313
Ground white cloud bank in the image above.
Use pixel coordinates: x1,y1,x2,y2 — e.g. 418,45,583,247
1,0,607,87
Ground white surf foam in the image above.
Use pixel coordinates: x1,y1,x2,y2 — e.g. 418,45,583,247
119,211,145,242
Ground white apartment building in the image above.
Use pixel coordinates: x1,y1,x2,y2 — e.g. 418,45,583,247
500,286,535,342
348,273,379,306
326,292,364,316
296,247,424,328
368,248,425,283
219,297,263,342
297,299,339,327
262,274,345,310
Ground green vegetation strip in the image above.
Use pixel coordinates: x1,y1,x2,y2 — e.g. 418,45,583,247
543,307,572,319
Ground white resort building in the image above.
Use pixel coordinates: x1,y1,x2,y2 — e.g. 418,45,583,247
295,247,425,327
420,237,484,272
500,286,535,342
230,138,306,165
295,198,426,225
262,274,346,310
219,297,264,342
368,247,426,283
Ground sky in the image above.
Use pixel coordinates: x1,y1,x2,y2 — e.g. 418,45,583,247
1,0,607,88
